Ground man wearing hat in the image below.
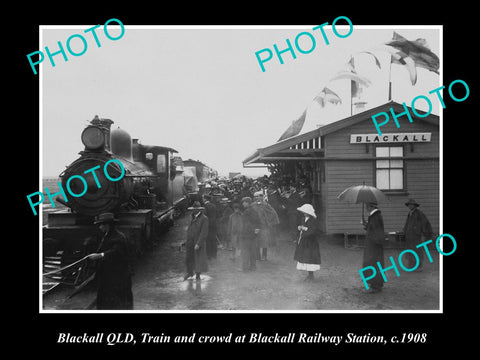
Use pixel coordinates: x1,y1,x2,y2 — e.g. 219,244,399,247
88,212,133,310
203,194,218,260
403,199,433,271
239,182,252,199
239,197,261,271
362,202,385,293
217,198,233,250
184,201,209,281
251,190,279,261
227,202,243,261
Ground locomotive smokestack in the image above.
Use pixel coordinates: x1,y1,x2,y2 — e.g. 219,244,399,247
90,115,114,151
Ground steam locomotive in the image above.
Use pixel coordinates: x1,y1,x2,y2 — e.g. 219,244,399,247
43,115,191,286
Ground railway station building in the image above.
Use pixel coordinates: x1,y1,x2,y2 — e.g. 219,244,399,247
243,101,440,242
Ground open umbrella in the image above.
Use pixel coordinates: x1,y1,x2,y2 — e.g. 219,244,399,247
337,183,388,222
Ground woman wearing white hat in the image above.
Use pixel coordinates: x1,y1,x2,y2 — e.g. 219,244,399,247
294,204,321,282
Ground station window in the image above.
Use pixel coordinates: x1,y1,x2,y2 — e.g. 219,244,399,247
375,146,404,191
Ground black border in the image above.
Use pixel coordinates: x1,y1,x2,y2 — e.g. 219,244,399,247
18,4,474,354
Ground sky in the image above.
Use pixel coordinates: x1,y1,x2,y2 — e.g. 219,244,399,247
41,25,441,178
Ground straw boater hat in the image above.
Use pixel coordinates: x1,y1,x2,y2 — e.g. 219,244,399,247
405,198,420,207
297,204,317,218
187,201,205,211
94,212,119,224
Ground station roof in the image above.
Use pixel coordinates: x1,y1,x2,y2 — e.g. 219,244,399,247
243,101,439,166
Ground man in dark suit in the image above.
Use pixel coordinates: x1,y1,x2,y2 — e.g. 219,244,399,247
403,198,433,271
203,194,218,260
88,212,133,310
240,197,261,271
184,201,209,281
362,202,385,293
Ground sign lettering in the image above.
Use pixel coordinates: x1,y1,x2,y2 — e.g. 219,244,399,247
350,133,431,144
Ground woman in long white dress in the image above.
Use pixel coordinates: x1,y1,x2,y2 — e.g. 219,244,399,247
293,204,321,282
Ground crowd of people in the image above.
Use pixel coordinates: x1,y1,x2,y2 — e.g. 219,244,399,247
82,174,433,309
183,174,434,295
182,174,322,282
194,174,315,240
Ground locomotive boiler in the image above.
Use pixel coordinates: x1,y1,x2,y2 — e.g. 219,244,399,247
43,115,189,286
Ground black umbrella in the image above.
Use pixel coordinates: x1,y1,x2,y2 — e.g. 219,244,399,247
337,183,388,221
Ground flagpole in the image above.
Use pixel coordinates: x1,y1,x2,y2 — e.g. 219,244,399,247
388,58,392,101
388,30,394,101
350,55,355,116
351,79,354,116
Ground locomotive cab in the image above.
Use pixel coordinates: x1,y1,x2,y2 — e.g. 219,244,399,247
133,144,175,203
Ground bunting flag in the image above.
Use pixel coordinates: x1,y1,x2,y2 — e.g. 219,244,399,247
277,109,307,142
330,71,372,87
390,51,418,85
347,52,382,71
360,51,382,69
347,56,358,99
313,86,342,107
385,31,439,85
331,55,373,98
276,50,382,142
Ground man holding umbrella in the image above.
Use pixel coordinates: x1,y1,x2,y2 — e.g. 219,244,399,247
362,201,385,293
337,183,387,293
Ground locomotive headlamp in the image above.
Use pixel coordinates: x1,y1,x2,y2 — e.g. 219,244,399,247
81,126,105,150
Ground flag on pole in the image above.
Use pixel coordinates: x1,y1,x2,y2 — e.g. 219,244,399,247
385,31,439,85
347,56,358,99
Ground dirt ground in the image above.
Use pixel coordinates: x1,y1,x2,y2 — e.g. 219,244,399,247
43,212,440,311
